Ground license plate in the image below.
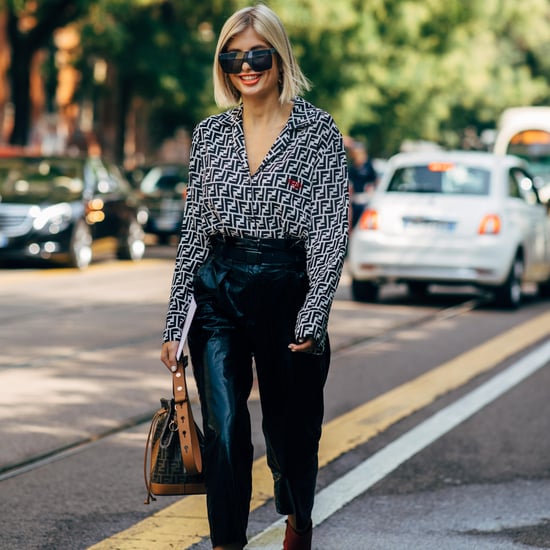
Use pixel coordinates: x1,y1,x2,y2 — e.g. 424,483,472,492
402,217,456,233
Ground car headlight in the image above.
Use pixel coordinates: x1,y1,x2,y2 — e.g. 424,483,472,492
32,203,73,234
137,206,149,225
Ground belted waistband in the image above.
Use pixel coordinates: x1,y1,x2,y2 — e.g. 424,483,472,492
210,235,305,265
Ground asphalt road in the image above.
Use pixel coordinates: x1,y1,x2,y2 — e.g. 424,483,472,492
0,245,549,550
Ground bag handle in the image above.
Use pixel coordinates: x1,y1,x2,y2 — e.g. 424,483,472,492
143,404,165,504
172,356,203,476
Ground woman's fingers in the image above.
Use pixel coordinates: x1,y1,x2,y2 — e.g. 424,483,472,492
288,337,315,353
160,341,179,370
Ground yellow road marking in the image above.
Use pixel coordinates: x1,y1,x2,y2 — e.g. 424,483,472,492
89,310,550,549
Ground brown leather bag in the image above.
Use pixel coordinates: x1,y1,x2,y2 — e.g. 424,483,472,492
144,356,206,503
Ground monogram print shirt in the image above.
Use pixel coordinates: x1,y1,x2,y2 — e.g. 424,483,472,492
163,97,349,351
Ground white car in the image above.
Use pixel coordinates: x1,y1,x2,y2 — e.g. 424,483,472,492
348,151,550,307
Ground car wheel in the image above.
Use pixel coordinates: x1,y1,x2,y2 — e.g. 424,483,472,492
407,281,429,297
68,220,93,269
118,219,145,261
351,279,379,303
493,255,524,309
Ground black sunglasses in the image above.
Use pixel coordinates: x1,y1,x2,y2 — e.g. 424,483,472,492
218,48,276,74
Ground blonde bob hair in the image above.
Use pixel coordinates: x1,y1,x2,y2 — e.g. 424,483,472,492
213,4,311,108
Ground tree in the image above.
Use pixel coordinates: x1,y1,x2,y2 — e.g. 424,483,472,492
272,0,359,116
4,0,92,145
270,0,550,156
6,0,550,161
335,0,550,155
74,0,240,162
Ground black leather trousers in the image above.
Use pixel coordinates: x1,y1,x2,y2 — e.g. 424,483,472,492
188,238,330,548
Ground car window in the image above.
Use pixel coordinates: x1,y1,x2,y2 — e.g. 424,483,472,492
387,163,490,195
508,172,521,199
156,174,185,191
105,162,132,194
509,168,539,205
84,158,119,194
140,167,188,194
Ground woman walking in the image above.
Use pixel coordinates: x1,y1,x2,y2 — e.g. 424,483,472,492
160,5,349,549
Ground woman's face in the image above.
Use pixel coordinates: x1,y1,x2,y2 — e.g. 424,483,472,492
224,26,279,102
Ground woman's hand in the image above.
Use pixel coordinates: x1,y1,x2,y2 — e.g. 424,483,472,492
160,341,180,372
288,337,315,353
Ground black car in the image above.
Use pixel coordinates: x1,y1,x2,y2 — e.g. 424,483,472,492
138,164,188,244
0,155,147,269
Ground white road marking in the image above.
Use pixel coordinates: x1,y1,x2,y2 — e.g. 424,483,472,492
246,339,550,549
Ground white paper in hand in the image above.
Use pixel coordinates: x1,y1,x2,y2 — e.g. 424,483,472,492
176,296,197,361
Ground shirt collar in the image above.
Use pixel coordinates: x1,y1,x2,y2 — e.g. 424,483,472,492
224,97,315,130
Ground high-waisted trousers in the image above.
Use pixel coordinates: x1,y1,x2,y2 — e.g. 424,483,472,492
188,237,330,548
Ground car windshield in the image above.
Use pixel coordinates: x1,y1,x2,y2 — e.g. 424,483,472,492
0,158,84,203
506,130,550,182
387,163,490,195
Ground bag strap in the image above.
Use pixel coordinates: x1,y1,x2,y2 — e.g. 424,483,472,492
143,404,165,504
172,357,203,476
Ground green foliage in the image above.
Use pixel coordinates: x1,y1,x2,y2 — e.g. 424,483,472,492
306,0,550,156
74,0,239,147
7,0,550,158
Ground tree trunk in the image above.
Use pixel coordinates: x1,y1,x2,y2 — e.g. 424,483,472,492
6,6,34,147
9,47,33,146
5,1,90,146
115,75,132,164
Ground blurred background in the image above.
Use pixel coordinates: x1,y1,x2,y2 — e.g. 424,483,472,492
1,0,550,168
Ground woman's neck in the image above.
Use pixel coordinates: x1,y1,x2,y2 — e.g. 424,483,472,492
241,94,291,129
240,95,294,175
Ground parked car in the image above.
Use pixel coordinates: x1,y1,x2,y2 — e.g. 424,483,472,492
493,106,550,204
0,155,147,269
138,164,188,244
348,151,550,307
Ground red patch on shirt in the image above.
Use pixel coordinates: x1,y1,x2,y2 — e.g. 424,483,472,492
287,178,303,191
